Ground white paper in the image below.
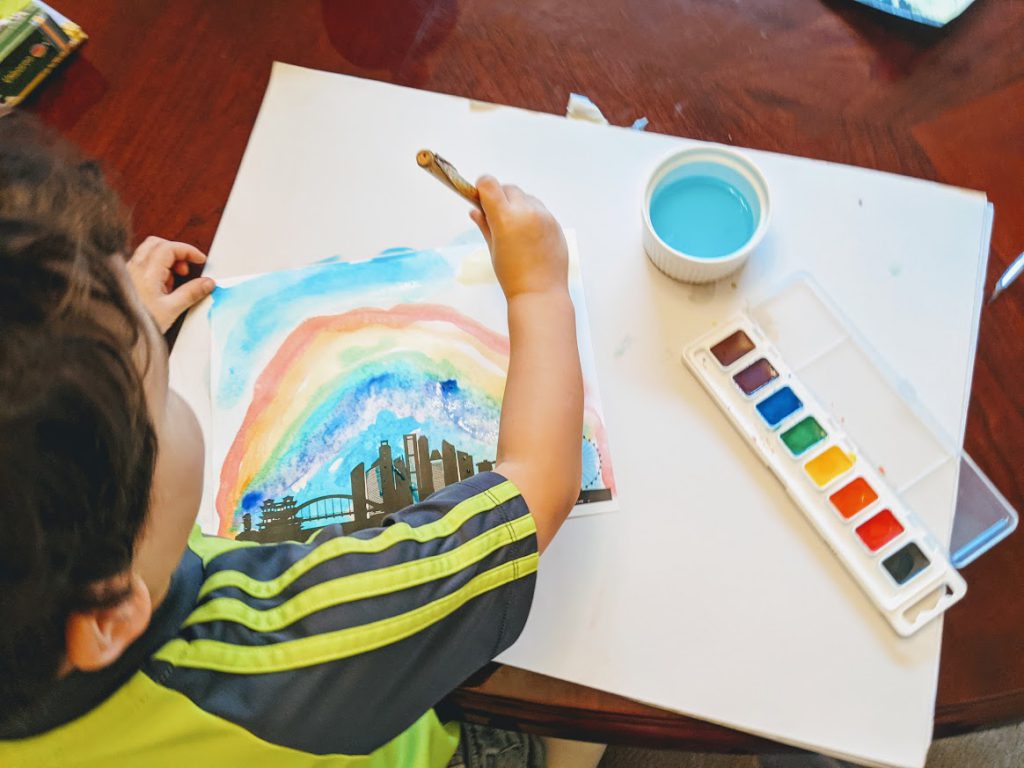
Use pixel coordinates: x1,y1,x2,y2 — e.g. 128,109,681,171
170,64,991,768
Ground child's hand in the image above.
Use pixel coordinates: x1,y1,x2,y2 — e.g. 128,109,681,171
470,176,568,300
126,237,215,332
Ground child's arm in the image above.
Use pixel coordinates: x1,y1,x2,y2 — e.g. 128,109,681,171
470,177,583,553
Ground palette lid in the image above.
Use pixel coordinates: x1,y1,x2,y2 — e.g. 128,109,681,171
951,454,1019,568
749,276,1017,565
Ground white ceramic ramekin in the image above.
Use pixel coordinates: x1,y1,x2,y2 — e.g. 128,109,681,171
642,145,771,284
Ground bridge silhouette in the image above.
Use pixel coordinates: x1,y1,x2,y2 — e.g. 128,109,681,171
237,491,387,543
293,494,357,525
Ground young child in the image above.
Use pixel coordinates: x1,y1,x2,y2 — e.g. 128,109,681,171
0,116,587,767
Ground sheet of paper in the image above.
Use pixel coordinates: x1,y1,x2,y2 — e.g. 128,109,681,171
204,238,616,541
170,64,991,768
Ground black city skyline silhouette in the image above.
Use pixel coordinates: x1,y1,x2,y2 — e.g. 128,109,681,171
237,432,612,543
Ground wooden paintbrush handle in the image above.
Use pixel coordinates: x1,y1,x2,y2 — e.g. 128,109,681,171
417,149,482,209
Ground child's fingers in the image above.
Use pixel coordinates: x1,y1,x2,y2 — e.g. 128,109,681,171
155,241,207,268
503,184,526,203
476,175,507,218
469,209,492,247
144,244,205,284
162,276,215,320
132,235,164,262
144,258,173,286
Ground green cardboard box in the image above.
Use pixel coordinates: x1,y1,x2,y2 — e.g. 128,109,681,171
0,1,86,107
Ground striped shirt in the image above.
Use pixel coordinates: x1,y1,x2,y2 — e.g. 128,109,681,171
0,472,538,767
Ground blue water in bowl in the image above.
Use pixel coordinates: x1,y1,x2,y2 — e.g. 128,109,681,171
650,175,756,259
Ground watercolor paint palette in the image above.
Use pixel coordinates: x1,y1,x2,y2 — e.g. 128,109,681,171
683,281,967,637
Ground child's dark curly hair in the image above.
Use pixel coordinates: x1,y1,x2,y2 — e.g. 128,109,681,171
0,115,157,721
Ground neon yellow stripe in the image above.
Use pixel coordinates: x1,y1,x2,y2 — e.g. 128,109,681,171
305,527,326,544
183,513,536,632
186,525,261,566
0,671,460,767
197,481,521,600
155,554,538,674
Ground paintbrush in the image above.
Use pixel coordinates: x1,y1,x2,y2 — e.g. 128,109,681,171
416,150,482,210
989,249,1024,305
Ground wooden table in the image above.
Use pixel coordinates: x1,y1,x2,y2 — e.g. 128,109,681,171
26,0,1024,752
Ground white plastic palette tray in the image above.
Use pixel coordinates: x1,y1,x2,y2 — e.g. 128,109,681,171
684,279,967,637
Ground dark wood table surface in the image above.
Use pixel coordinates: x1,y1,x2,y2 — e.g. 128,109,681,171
25,0,1024,753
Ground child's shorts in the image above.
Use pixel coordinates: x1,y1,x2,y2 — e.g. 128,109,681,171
448,722,546,768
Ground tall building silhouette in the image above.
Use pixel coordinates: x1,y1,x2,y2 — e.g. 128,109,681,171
350,462,368,527
430,450,445,492
441,440,458,486
411,434,434,499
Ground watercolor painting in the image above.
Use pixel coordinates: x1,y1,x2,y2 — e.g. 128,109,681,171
209,239,617,542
